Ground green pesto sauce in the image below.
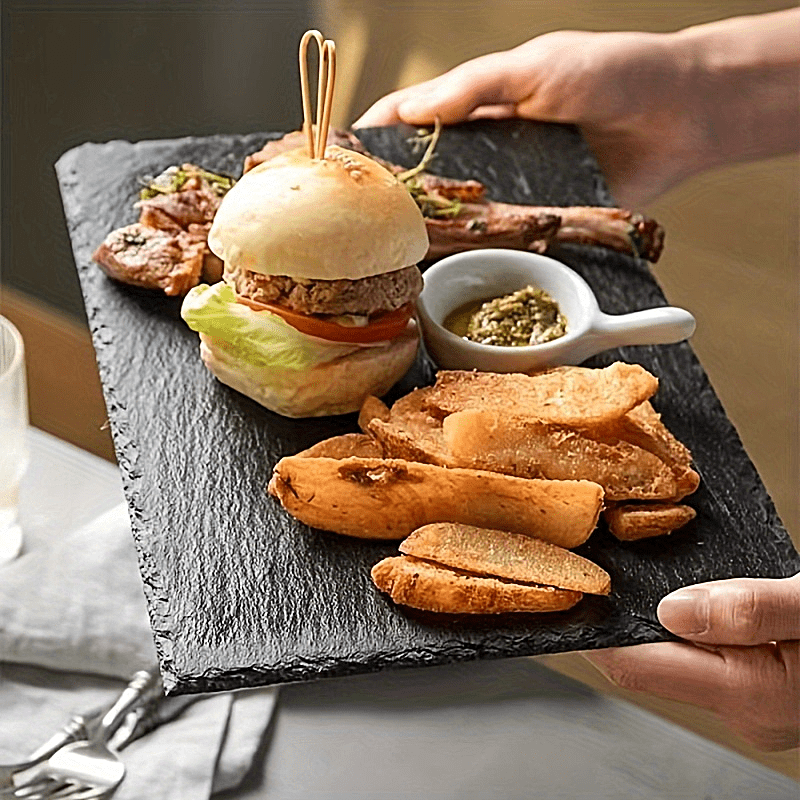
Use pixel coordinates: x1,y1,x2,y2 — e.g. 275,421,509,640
444,285,567,347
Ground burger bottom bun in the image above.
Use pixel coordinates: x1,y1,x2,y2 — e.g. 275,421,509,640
198,326,419,418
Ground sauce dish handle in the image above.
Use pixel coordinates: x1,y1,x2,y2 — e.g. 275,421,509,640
589,306,696,350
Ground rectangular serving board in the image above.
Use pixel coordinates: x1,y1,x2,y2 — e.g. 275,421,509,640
56,120,800,694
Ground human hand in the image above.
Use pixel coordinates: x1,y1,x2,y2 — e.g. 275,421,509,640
355,29,708,207
354,11,800,208
585,573,800,751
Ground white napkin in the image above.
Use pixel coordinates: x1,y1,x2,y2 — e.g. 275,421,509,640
0,502,278,798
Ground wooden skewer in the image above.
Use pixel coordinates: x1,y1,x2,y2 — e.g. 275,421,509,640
299,29,324,159
298,29,336,160
316,40,336,160
314,41,327,156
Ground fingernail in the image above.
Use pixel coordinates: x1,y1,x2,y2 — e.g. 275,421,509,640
658,588,709,636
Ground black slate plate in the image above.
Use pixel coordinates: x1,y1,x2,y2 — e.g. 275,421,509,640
56,120,799,695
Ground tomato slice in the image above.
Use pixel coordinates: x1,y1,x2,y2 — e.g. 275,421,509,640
236,295,415,343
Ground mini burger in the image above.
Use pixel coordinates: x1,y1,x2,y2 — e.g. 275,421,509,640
180,144,429,417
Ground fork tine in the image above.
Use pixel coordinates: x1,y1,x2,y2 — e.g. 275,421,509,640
47,786,105,800
51,788,110,800
48,785,93,799
27,785,73,800
0,777,53,798
37,786,110,800
0,777,72,800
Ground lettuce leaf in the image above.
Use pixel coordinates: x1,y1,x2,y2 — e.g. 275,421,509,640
180,282,363,371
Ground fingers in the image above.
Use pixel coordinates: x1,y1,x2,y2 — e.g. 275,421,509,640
586,642,728,711
657,573,800,646
353,87,418,127
586,641,800,750
354,52,522,128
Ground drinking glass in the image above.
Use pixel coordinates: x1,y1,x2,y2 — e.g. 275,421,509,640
0,315,28,564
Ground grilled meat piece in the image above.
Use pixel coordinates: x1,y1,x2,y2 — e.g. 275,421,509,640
137,188,220,231
137,164,230,229
94,222,212,297
425,203,664,262
227,264,423,318
549,206,664,264
425,204,561,258
93,165,227,292
407,173,486,203
243,129,369,173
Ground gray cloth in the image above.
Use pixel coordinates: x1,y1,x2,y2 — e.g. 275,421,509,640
0,431,277,799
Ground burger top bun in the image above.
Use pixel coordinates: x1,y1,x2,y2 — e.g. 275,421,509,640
208,145,429,281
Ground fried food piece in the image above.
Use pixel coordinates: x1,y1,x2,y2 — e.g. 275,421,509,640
400,523,610,595
601,402,700,500
423,363,658,426
294,433,383,460
357,395,391,430
604,503,697,541
363,387,454,466
268,456,603,545
371,555,583,614
357,366,697,503
441,409,681,501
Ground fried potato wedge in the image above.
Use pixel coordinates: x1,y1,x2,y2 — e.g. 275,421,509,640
357,395,390,431
423,363,658,426
618,402,693,468
364,387,454,466
401,523,610,595
366,419,450,465
268,456,603,545
594,402,699,500
371,555,583,614
294,433,383,460
442,410,680,501
604,502,697,541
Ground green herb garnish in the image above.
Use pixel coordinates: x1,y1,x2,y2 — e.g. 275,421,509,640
139,165,235,201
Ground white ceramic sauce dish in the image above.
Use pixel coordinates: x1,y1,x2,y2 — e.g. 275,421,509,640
416,249,696,373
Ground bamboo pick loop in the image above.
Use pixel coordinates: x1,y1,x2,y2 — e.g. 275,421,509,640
299,29,324,159
316,40,336,160
314,40,327,156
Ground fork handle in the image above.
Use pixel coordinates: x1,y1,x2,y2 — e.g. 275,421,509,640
95,670,162,745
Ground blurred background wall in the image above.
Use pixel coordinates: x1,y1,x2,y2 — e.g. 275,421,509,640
1,0,797,541
2,0,314,317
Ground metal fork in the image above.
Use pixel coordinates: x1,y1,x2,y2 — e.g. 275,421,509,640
2,670,160,800
0,710,101,789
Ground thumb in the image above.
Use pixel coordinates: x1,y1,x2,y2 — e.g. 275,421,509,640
657,573,800,646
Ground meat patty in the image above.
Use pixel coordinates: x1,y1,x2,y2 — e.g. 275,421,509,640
228,265,423,317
